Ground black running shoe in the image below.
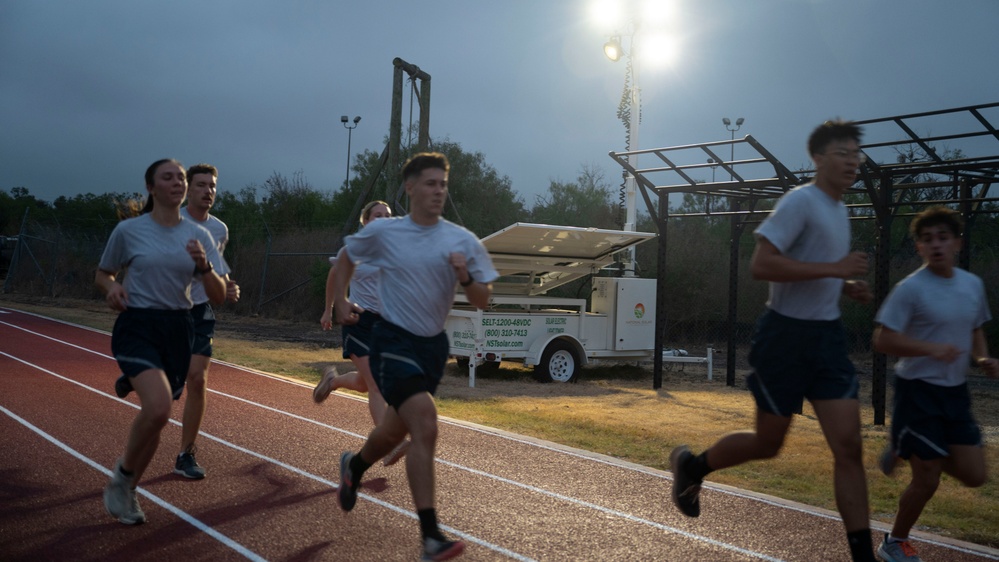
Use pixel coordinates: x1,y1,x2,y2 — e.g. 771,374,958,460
338,451,359,511
669,445,702,517
114,374,133,398
174,450,206,480
422,536,465,561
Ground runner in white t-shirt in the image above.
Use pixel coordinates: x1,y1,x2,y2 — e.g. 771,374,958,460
669,120,879,562
873,206,998,562
332,152,498,561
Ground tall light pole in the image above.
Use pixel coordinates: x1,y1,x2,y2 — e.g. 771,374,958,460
722,117,744,181
721,116,743,389
341,115,361,188
604,24,640,277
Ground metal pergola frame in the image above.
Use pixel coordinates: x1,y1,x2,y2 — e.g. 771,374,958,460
610,102,999,424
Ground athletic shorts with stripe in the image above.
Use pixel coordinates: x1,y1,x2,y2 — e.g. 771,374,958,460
341,309,380,359
191,302,216,357
889,376,981,461
747,308,858,417
369,319,449,410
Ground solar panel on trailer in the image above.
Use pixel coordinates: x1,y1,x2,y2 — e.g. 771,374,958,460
481,223,656,260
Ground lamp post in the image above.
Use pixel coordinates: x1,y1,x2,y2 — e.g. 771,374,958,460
707,158,718,214
341,115,361,188
604,25,639,277
721,116,743,389
722,117,744,181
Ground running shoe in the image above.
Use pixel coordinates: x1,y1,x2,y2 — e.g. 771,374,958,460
422,536,465,561
125,488,146,525
174,449,206,480
104,459,145,524
669,445,702,517
877,533,922,561
879,444,899,477
383,440,411,467
313,366,338,403
114,374,133,398
338,451,359,511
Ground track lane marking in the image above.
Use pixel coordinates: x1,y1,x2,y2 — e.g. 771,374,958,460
0,350,535,562
3,317,784,560
0,402,266,561
5,311,998,560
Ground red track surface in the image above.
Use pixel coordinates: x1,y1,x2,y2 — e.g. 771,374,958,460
2,307,996,561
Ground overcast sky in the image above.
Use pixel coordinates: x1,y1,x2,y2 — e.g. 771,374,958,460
3,0,998,210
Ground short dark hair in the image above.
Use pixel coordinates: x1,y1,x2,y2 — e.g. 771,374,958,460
187,163,218,182
807,119,863,156
401,152,449,182
910,206,963,239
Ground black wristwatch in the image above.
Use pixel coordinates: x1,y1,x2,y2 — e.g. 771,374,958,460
195,262,214,275
460,273,475,287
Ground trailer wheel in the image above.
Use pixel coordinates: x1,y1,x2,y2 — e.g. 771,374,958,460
534,341,579,383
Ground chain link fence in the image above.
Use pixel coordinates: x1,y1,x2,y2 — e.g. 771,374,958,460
4,207,998,386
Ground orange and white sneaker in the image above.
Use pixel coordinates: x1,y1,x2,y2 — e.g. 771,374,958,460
877,533,922,562
313,366,338,403
422,536,465,561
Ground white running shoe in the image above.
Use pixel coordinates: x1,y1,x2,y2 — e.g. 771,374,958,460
313,366,338,403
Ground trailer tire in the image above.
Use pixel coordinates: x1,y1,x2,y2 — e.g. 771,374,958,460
534,341,579,383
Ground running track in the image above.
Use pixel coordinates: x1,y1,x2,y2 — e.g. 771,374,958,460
1,307,996,561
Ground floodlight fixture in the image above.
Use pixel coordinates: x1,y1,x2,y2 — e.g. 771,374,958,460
342,115,361,188
603,36,623,62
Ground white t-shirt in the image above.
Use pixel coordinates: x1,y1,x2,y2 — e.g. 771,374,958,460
754,183,851,320
98,213,223,310
344,216,498,337
332,247,380,314
875,266,991,386
181,207,231,305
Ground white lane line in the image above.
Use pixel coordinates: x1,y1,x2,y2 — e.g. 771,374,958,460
0,350,535,562
6,312,997,560
2,318,782,561
0,402,266,562
210,387,788,561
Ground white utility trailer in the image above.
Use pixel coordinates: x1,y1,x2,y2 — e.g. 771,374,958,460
447,223,712,386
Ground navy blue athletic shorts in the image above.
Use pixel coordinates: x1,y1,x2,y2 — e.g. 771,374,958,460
369,319,449,410
111,308,194,398
342,310,380,359
890,377,981,461
191,302,216,357
747,308,858,417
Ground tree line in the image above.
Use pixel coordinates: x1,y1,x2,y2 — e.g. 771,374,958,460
3,140,997,351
